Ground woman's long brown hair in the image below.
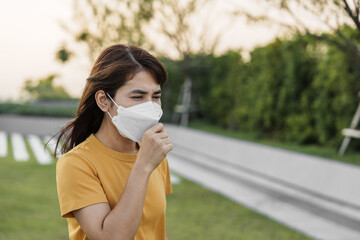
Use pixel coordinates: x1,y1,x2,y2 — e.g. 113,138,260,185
54,44,167,156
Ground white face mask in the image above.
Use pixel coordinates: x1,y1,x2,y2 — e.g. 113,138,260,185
106,93,163,142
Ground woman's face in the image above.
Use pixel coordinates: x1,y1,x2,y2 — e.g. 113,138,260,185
110,70,161,113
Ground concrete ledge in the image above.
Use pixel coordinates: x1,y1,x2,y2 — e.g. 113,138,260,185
165,124,360,209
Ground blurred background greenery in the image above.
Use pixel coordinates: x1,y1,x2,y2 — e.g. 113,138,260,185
2,0,360,152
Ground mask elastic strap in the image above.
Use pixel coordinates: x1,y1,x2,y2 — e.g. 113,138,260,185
106,92,119,118
106,92,119,108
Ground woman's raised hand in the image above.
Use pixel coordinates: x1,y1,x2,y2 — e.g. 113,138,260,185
136,123,173,173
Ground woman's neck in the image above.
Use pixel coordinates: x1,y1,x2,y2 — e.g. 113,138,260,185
95,117,139,154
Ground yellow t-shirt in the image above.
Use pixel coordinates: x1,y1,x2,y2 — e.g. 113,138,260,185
56,134,172,240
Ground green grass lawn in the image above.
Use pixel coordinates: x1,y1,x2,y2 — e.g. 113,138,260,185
0,137,311,240
0,138,68,240
188,120,360,166
167,178,311,240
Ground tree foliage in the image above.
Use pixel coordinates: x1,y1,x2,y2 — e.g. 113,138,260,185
56,44,73,63
153,0,219,59
59,0,155,63
233,0,360,62
163,26,360,147
23,74,72,100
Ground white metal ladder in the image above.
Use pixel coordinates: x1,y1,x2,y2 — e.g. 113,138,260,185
338,92,360,155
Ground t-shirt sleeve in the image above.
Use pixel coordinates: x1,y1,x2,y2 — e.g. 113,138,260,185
161,157,173,194
56,152,108,218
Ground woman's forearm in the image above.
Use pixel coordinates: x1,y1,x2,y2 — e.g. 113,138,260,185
101,162,152,239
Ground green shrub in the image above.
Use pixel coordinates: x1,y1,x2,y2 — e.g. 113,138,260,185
161,26,360,149
0,103,77,117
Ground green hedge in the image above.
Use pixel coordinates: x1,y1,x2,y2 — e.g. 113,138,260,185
0,103,77,117
162,26,360,148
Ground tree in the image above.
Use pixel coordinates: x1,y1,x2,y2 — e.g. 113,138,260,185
233,0,360,60
57,0,156,63
23,74,72,100
153,0,220,59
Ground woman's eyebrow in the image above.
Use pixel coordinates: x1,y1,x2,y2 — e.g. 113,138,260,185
130,89,147,94
130,89,162,94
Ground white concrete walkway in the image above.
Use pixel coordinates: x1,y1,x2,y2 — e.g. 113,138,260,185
28,134,52,165
0,131,7,157
10,133,29,162
166,124,360,240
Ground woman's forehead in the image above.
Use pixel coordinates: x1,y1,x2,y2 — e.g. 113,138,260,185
123,71,160,90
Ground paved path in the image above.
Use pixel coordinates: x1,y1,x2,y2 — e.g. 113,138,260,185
0,114,70,163
2,114,360,239
166,125,360,240
0,114,70,136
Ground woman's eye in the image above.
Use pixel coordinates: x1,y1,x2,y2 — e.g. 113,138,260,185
153,96,161,99
131,96,142,99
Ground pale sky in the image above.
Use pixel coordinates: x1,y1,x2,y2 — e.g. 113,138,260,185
0,0,285,101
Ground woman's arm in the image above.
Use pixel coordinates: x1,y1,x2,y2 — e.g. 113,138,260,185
73,123,172,240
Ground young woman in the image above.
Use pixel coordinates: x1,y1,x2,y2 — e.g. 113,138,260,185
55,44,173,240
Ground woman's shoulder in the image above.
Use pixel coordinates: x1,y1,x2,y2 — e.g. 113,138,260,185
58,134,96,160
56,138,95,170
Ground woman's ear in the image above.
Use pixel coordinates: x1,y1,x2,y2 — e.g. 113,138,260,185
95,90,110,113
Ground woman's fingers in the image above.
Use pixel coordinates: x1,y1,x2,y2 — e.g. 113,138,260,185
146,123,164,135
157,130,168,139
162,138,172,145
